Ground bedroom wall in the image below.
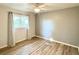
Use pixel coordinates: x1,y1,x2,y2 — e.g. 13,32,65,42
0,6,35,48
0,7,8,48
36,6,79,47
28,13,35,39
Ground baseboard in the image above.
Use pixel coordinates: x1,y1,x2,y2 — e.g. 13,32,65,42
53,40,79,49
16,36,36,43
0,45,7,49
35,35,79,49
16,38,27,43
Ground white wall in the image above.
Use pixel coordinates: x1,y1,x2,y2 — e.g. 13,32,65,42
36,6,79,47
0,6,35,48
28,13,35,39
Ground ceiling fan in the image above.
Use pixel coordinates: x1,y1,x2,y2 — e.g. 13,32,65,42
31,3,48,13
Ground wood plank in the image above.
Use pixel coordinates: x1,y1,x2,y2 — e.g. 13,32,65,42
0,37,78,55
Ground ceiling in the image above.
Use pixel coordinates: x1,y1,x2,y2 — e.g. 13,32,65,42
0,3,79,13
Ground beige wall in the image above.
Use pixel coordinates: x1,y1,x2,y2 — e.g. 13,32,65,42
36,6,79,47
0,7,8,48
0,6,35,48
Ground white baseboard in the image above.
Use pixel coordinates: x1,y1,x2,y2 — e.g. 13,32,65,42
16,38,27,43
0,45,7,49
35,35,79,49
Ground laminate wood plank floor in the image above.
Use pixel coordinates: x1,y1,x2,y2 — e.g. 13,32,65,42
0,37,78,55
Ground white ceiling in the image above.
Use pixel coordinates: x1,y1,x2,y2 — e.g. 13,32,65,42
0,3,79,13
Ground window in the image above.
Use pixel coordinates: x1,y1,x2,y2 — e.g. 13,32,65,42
13,14,29,30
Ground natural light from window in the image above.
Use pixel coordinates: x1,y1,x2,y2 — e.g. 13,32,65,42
13,14,29,31
42,20,55,41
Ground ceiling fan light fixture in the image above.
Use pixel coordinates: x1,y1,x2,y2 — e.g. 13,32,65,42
34,8,40,13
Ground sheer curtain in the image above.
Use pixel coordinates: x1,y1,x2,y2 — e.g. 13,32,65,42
8,12,15,47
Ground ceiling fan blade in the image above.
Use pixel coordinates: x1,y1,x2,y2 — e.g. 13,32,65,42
39,4,46,8
40,7,50,10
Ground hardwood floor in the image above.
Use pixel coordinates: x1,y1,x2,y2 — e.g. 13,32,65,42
0,37,78,55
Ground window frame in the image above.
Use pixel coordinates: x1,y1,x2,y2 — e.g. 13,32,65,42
13,13,29,30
